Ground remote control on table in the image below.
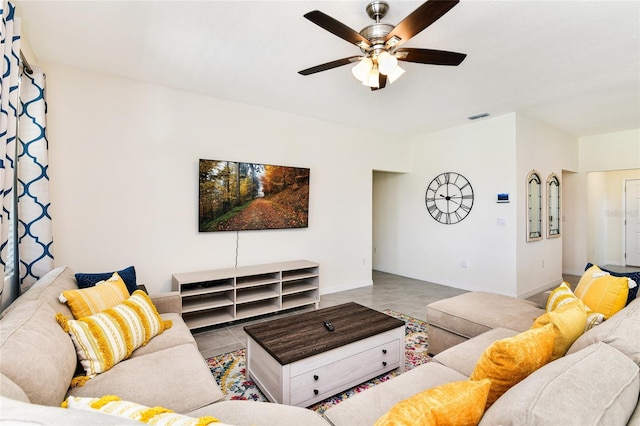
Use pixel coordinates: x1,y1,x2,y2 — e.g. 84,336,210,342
323,320,335,331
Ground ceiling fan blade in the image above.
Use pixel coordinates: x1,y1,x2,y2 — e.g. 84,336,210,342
298,56,361,76
379,73,388,90
304,10,371,49
370,73,388,91
396,48,466,66
385,0,459,48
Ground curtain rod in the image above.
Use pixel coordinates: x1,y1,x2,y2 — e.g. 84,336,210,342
19,51,33,75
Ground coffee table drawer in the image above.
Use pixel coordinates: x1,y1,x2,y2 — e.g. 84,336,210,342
289,339,401,406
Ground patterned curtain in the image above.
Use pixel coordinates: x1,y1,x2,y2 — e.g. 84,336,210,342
17,66,52,292
0,0,21,307
0,1,53,305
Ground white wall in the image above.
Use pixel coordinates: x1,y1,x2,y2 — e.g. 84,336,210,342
44,64,410,294
587,169,640,266
562,129,640,274
515,114,578,297
373,113,581,297
580,129,640,173
38,63,640,298
373,113,521,296
562,170,584,275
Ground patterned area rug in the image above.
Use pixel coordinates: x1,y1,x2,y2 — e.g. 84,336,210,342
206,310,430,415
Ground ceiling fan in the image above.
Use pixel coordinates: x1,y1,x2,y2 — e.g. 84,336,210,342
298,0,466,91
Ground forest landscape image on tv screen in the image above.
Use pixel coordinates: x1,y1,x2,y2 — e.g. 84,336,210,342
199,159,310,232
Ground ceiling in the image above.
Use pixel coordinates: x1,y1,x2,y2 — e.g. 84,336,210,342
14,0,640,138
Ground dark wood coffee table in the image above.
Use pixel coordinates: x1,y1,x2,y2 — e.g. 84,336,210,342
244,302,405,407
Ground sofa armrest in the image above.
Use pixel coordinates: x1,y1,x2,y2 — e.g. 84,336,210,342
149,291,182,315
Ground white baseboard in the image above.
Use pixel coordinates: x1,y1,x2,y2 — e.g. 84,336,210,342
320,279,372,295
518,278,563,300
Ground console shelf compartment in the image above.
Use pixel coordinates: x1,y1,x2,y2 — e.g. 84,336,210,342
236,300,280,320
236,286,279,304
172,260,319,330
182,307,234,329
282,293,318,310
181,293,234,314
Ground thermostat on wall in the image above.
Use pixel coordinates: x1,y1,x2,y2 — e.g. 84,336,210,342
497,193,510,203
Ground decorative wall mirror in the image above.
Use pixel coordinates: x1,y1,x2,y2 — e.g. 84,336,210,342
526,170,542,241
547,174,560,238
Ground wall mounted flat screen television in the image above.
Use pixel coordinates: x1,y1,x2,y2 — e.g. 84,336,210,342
199,159,310,232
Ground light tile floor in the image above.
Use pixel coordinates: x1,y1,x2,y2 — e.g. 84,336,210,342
194,270,467,358
193,267,638,359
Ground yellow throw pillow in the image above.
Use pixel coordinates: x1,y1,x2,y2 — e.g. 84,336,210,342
546,282,605,330
470,324,555,409
546,282,577,311
374,379,491,426
63,395,228,425
60,272,130,319
575,267,629,319
533,299,587,360
575,265,607,292
56,290,172,378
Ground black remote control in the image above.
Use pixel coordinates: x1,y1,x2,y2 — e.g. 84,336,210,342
323,320,335,331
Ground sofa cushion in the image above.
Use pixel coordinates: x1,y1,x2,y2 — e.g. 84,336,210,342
149,291,182,315
567,297,640,365
67,343,224,413
426,292,544,340
57,290,172,378
470,324,555,408
575,265,629,319
75,265,138,295
0,373,29,403
373,379,491,426
479,343,640,426
0,300,77,406
427,325,469,355
188,400,330,426
323,362,467,426
532,298,587,360
0,266,76,320
434,327,519,377
61,272,130,319
628,401,640,426
586,263,639,305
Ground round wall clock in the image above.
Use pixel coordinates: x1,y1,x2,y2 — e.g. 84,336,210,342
425,172,474,224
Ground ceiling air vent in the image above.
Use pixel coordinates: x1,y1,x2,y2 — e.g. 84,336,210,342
467,113,490,120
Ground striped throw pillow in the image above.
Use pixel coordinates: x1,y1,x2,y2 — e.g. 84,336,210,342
60,272,130,319
56,290,172,378
546,282,604,330
63,395,226,425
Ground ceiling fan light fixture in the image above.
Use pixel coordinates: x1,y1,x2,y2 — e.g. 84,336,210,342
352,57,373,82
387,64,405,84
299,0,466,91
363,67,380,88
377,51,398,75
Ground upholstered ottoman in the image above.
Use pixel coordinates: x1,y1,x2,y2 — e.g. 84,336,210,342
426,291,545,354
